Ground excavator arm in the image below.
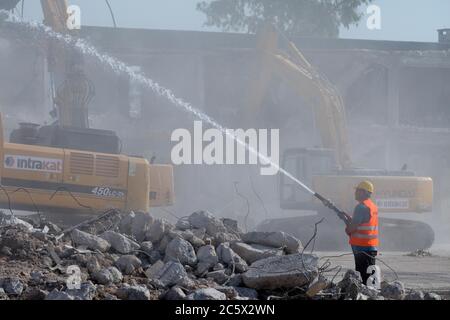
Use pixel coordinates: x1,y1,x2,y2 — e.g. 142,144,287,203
40,0,68,33
40,0,93,129
246,25,352,169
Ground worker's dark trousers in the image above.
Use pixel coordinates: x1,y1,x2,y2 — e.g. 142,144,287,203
354,251,377,285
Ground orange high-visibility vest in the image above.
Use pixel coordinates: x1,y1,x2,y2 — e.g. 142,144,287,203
349,198,379,247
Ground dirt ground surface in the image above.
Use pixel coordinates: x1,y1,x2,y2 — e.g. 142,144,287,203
319,244,450,298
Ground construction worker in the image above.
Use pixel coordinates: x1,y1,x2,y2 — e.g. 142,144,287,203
344,180,379,285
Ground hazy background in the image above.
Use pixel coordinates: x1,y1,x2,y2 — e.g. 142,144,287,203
15,0,450,42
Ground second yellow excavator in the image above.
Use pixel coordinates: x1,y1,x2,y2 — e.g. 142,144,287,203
249,26,434,251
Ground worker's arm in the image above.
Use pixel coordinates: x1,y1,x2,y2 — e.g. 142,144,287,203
345,220,359,235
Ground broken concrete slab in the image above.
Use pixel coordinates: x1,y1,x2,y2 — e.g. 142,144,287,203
230,242,283,264
165,237,197,266
242,253,318,290
241,231,302,254
100,231,140,254
71,229,111,252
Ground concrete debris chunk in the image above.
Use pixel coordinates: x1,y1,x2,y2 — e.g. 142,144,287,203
405,290,425,300
338,270,362,290
116,284,151,300
179,230,205,248
115,255,142,275
100,231,140,254
306,275,330,298
213,232,240,247
23,288,48,300
424,292,442,300
242,231,302,254
156,235,171,253
0,212,34,231
188,211,227,236
118,211,135,235
242,253,318,290
45,289,75,300
221,218,242,235
230,242,283,264
145,260,165,279
156,261,188,287
190,288,227,300
207,270,229,285
66,281,97,300
92,267,123,285
227,274,243,287
356,293,369,300
234,287,258,300
381,281,405,300
0,289,9,300
146,218,174,243
196,245,219,274
0,277,24,296
131,211,154,242
140,241,154,255
163,286,186,300
216,243,248,273
165,237,197,266
71,229,111,252
175,218,191,231
92,269,114,285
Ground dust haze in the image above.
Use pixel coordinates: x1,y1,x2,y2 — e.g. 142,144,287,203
1,9,450,253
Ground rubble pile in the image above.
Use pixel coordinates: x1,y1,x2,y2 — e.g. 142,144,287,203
0,210,444,300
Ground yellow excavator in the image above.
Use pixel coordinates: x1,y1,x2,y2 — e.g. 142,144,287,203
0,0,174,223
250,26,434,251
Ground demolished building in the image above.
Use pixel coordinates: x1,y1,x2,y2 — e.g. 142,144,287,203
1,26,450,231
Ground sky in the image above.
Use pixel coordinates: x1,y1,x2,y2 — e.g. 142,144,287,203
16,0,450,42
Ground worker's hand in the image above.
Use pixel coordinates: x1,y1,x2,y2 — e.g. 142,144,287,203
345,226,351,236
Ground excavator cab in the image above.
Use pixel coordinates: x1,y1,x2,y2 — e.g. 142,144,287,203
280,148,335,211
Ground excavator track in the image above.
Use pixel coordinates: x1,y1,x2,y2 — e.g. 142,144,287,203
256,215,435,252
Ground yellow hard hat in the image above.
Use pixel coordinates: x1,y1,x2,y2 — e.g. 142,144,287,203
355,180,374,193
